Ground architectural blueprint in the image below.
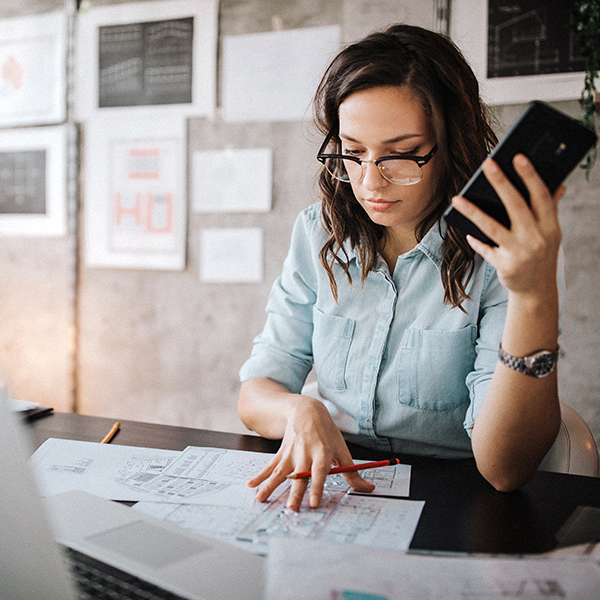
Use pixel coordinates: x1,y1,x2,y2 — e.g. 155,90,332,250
30,439,422,556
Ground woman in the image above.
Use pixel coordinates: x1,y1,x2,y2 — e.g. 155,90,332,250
238,24,563,511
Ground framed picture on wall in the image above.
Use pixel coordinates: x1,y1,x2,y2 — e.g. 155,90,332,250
0,126,68,237
451,0,586,105
0,11,67,127
75,0,218,120
83,114,187,270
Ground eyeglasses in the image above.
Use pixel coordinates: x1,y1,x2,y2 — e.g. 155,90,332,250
317,130,438,186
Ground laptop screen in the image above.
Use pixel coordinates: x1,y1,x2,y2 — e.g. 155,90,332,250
0,398,78,600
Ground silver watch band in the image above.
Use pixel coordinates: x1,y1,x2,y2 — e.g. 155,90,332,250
498,344,559,378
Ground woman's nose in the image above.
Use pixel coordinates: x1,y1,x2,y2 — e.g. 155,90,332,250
360,161,388,190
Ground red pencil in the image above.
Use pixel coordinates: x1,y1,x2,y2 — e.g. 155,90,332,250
286,458,401,480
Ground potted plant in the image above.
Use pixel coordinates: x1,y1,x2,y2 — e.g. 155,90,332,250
571,0,600,178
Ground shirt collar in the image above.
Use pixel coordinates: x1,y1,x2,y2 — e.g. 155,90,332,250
342,219,446,270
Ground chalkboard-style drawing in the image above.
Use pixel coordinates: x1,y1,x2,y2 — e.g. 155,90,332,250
451,1,589,105
0,126,68,237
0,12,67,127
76,0,218,120
488,1,587,79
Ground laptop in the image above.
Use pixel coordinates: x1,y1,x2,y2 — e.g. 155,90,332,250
0,397,264,600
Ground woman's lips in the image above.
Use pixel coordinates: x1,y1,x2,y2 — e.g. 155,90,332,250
364,198,397,211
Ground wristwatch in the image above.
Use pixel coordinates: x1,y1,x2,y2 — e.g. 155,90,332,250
498,344,559,378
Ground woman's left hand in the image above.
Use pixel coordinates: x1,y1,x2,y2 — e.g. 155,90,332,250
451,154,565,297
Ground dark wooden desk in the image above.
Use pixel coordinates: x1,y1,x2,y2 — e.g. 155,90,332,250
26,411,600,556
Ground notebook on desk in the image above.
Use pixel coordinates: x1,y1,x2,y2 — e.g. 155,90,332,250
0,398,264,600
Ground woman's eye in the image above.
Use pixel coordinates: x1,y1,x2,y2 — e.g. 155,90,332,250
395,147,419,156
343,148,362,156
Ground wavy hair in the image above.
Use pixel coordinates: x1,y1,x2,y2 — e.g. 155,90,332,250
313,24,498,308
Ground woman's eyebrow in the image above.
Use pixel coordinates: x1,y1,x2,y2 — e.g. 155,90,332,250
339,133,424,144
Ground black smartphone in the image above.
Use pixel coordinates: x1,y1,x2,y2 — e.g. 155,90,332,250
443,100,597,246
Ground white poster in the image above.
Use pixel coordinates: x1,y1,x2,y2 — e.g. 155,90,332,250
75,0,218,119
199,228,263,283
0,126,68,237
222,25,341,122
84,114,187,270
193,147,273,213
0,11,67,127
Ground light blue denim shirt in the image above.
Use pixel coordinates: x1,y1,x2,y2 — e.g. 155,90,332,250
240,203,509,458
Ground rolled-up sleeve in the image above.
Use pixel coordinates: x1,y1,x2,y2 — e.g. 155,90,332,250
463,264,507,434
462,254,565,435
239,206,320,393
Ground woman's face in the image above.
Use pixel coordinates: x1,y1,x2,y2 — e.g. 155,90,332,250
338,85,439,243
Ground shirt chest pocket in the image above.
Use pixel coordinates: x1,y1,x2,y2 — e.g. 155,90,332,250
312,307,355,391
397,326,477,411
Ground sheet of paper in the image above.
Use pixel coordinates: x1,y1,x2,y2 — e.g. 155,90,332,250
199,227,263,283
266,538,600,600
348,461,411,497
192,147,272,213
134,500,268,553
9,399,38,412
238,488,424,555
222,25,341,122
29,438,182,501
135,446,417,555
30,440,278,506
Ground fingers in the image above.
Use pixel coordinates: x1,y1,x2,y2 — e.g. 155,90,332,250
306,455,329,509
452,155,561,248
286,478,310,511
344,470,376,493
451,193,506,247
247,454,376,511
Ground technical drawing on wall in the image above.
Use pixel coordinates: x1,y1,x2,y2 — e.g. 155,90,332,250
99,17,193,108
0,150,46,215
487,0,587,78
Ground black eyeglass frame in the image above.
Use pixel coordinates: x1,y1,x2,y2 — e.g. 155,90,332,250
317,130,438,185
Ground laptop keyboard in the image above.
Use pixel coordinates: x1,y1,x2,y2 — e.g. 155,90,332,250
64,547,188,600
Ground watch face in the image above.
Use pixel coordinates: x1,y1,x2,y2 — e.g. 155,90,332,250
530,352,557,377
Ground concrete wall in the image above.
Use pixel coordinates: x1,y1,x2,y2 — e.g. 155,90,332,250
1,0,599,449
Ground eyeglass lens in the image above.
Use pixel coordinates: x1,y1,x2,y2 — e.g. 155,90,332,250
323,157,422,185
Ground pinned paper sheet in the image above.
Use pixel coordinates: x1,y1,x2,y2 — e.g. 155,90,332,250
199,227,263,283
193,148,272,213
222,25,341,122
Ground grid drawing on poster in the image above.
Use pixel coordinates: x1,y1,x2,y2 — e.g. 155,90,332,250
76,0,218,119
0,126,68,237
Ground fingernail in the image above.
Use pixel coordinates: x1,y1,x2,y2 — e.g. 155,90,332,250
515,154,529,168
484,159,499,173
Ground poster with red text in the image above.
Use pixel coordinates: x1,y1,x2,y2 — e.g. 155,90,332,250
84,114,186,270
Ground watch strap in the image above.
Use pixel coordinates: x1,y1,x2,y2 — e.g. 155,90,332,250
498,344,559,378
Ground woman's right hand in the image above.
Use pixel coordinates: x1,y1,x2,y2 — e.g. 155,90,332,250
245,393,375,511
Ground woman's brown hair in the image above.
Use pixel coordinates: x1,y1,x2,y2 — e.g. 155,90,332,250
313,24,498,308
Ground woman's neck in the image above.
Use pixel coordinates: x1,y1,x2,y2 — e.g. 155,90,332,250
379,228,418,271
